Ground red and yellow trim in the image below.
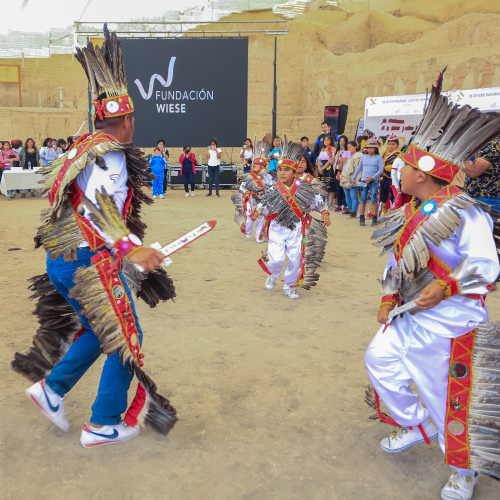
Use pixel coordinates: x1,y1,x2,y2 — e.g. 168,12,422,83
401,143,460,183
92,93,134,121
249,171,265,188
277,158,298,171
444,330,475,470
380,293,398,307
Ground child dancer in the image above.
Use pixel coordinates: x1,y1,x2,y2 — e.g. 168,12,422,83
255,139,331,299
365,71,500,500
232,141,274,243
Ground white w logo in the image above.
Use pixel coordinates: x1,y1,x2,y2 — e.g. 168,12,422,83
134,57,176,100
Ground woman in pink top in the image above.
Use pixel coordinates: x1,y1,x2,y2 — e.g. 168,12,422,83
0,141,20,198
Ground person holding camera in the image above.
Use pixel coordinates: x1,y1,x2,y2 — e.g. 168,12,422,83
205,139,222,197
179,145,197,197
240,138,253,174
40,138,59,166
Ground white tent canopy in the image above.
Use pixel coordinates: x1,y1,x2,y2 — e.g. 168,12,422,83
364,87,500,145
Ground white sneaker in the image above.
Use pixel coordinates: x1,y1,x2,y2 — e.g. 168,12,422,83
256,239,265,243
380,420,438,453
185,193,189,197
25,379,70,432
159,194,164,199
153,195,157,199
80,421,140,448
245,233,252,239
191,191,195,197
441,470,479,500
284,287,300,299
265,275,277,290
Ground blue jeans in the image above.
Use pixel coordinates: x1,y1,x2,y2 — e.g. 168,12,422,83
152,170,164,196
45,247,143,425
359,181,379,204
344,187,359,213
207,165,220,195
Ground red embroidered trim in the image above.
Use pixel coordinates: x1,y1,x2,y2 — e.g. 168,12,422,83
444,330,475,470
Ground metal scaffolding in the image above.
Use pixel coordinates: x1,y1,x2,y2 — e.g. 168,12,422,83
74,20,288,41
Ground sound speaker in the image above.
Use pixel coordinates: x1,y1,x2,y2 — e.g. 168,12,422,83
324,105,348,135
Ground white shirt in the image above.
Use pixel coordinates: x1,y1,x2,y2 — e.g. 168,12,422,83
207,148,222,166
76,150,128,246
240,148,253,161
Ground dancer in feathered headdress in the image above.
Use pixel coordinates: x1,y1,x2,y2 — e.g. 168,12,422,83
231,140,274,242
254,137,331,299
364,68,500,499
13,24,178,448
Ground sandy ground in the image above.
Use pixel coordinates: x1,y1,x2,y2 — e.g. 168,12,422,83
1,187,499,500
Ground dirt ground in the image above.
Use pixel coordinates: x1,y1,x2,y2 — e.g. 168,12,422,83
1,187,498,500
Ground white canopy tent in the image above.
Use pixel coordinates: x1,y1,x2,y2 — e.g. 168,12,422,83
363,87,500,145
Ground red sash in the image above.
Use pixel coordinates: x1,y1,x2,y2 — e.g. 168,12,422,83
275,180,303,218
394,186,462,263
48,132,118,206
249,171,265,188
302,173,314,184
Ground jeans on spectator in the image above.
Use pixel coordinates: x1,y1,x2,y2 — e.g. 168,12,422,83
360,181,379,204
344,187,359,213
152,170,164,196
183,171,195,192
45,247,143,425
207,165,220,195
335,171,346,207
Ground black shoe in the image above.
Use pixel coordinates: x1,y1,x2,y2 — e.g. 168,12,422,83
349,212,357,218
206,194,212,197
359,215,365,226
342,210,351,215
216,194,220,198
371,215,378,227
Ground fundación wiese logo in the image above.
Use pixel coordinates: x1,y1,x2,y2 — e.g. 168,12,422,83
134,57,177,100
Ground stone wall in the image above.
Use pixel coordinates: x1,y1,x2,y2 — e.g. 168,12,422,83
1,1,500,153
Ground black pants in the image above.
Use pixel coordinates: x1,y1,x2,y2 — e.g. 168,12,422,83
335,171,346,206
162,166,168,193
379,177,394,204
207,165,220,195
183,171,195,192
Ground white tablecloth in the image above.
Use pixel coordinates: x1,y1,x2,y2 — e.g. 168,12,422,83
0,169,43,195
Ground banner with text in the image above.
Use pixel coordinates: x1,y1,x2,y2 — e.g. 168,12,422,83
121,37,248,148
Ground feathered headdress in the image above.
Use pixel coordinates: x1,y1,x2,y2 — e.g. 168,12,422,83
253,139,271,172
75,24,134,121
401,67,500,183
277,135,302,171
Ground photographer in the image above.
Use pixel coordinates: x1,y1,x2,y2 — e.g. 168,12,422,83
179,145,197,197
205,139,222,197
40,138,59,166
240,138,253,174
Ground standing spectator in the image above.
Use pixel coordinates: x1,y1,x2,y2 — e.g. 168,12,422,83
352,138,383,226
57,138,67,152
360,129,375,152
300,136,314,167
157,140,169,195
339,141,363,218
0,140,3,187
206,139,222,197
40,138,58,166
149,148,167,199
19,137,40,197
379,135,400,214
51,139,63,156
179,145,196,197
267,136,280,172
313,121,332,162
333,134,349,212
240,138,253,174
463,137,500,210
316,134,336,209
0,140,20,198
65,136,74,153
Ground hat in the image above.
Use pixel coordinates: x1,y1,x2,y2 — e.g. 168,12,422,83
401,67,500,183
277,136,302,171
75,24,134,122
365,139,379,149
